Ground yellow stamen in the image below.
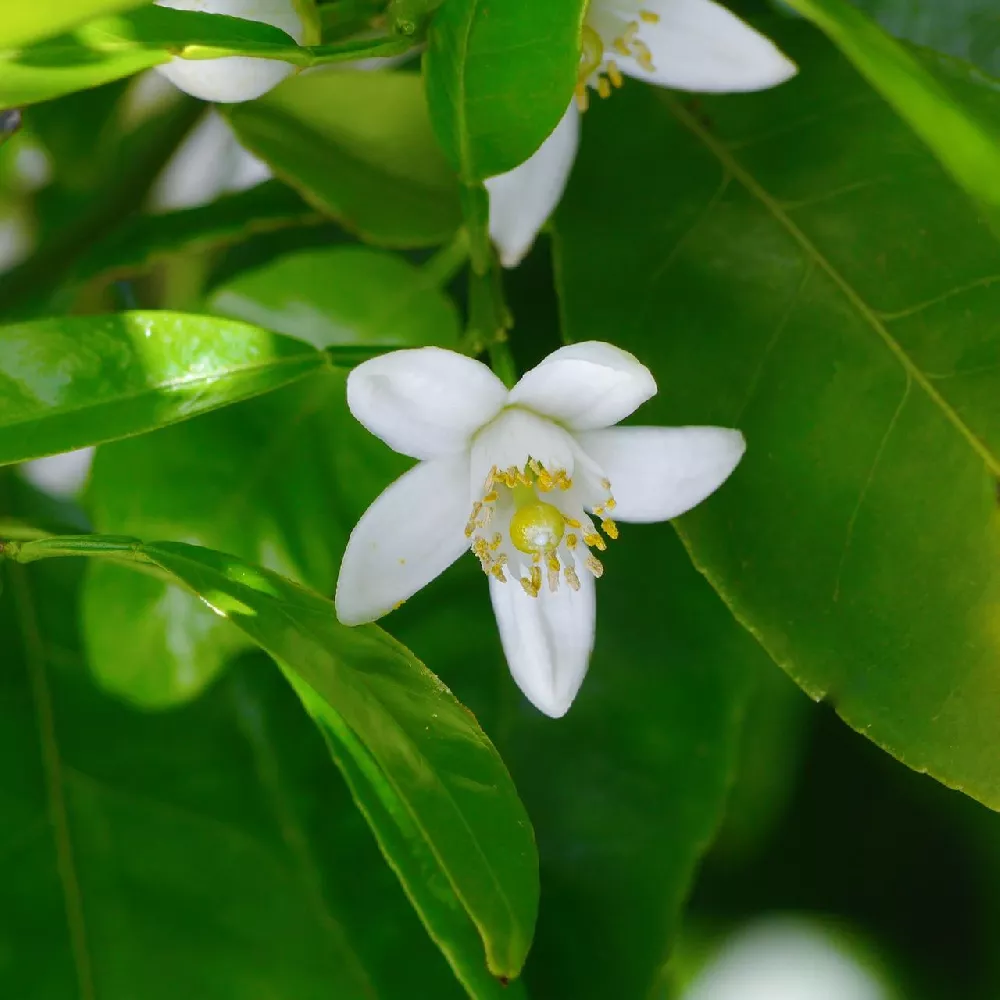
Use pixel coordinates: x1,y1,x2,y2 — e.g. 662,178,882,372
565,566,581,591
583,532,607,552
601,518,619,540
639,9,660,22
586,554,604,578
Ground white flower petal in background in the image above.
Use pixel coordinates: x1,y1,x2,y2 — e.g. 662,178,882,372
153,0,304,103
590,0,798,94
485,102,580,269
509,341,657,431
682,918,892,1000
151,110,271,211
346,348,508,460
489,569,596,718
335,454,472,625
577,425,746,522
18,448,95,500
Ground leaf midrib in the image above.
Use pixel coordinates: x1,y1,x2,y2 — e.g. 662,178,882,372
665,94,1000,477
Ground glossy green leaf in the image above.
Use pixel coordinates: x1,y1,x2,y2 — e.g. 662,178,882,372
82,372,347,707
0,311,325,465
846,0,1000,80
225,70,462,248
385,520,762,998
0,0,149,50
424,0,586,181
423,0,586,181
553,24,1000,806
780,0,1000,229
4,533,540,993
64,181,322,293
209,245,462,350
0,557,467,1000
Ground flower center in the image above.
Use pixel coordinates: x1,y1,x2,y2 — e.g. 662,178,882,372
575,8,661,110
465,459,618,598
509,497,565,555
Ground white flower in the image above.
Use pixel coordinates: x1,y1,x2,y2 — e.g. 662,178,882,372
335,342,745,718
485,0,798,267
153,0,308,103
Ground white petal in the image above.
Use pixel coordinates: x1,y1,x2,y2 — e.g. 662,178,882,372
153,0,304,103
489,571,596,718
577,425,745,522
485,102,580,269
508,341,657,431
347,348,508,460
603,0,797,93
335,454,471,624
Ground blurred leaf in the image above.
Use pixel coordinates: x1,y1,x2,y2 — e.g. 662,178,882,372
0,556,468,1000
0,6,305,111
210,245,462,349
82,372,347,707
0,0,150,51
845,0,1000,81
4,533,540,993
553,22,1000,807
1,90,204,315
64,181,322,293
0,311,325,465
226,70,462,248
385,523,763,999
781,0,1000,232
423,0,586,180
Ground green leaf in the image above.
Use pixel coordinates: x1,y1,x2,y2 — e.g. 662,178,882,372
64,181,323,293
225,70,462,248
386,526,762,998
781,0,1000,230
209,245,462,349
0,0,149,50
845,0,1000,81
423,0,586,181
0,557,467,999
82,372,348,707
4,533,540,992
553,24,1000,807
0,311,325,465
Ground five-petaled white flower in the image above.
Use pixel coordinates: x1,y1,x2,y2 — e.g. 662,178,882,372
486,0,798,267
335,343,745,718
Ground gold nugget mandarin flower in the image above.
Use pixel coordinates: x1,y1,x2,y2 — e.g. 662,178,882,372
335,343,746,717
486,0,798,267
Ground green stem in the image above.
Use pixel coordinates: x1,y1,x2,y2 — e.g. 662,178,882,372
0,535,148,566
421,229,469,288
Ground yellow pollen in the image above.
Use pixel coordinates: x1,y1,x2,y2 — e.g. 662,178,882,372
490,532,503,550
598,77,612,99
563,515,582,528
565,566,581,591
586,554,604,578
509,501,565,555
583,532,607,552
601,518,619,540
604,497,617,511
566,533,578,550
483,491,498,504
639,8,660,22
607,60,623,88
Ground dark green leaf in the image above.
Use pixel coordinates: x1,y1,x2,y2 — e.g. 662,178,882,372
846,0,1000,81
209,245,462,349
781,0,1000,231
4,533,540,992
225,70,462,248
423,0,587,180
0,556,467,1000
0,311,325,465
386,526,762,999
64,181,323,292
553,24,1000,807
